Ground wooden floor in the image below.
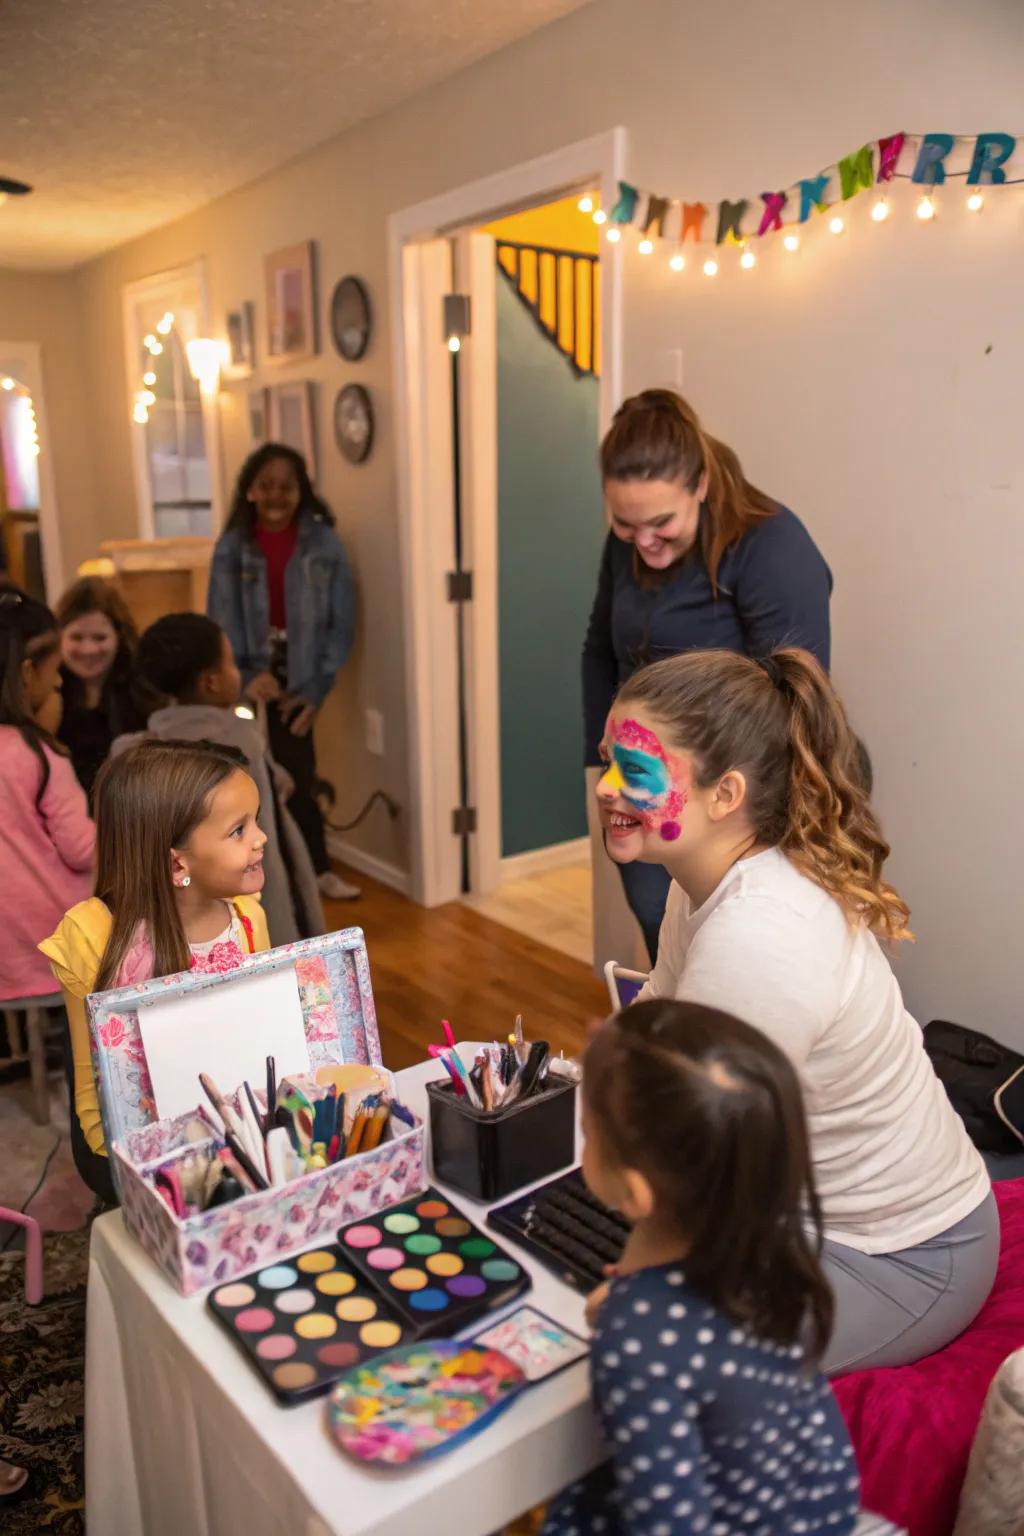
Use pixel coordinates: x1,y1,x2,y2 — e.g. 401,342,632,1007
324,865,607,1071
461,862,593,966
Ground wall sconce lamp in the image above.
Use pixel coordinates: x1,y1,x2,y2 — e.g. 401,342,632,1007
185,337,228,395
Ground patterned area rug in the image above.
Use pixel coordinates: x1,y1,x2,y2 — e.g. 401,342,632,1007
0,1227,88,1534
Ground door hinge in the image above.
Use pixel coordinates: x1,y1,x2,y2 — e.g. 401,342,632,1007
451,806,478,837
446,570,473,603
443,293,472,342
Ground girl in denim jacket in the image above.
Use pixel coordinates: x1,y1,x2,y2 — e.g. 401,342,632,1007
208,444,358,900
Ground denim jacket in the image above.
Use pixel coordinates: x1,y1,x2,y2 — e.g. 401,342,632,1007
207,512,356,706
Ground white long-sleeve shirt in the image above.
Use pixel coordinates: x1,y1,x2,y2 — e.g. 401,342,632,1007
642,848,989,1252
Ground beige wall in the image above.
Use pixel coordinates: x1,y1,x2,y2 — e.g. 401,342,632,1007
0,268,98,578
62,0,1024,1040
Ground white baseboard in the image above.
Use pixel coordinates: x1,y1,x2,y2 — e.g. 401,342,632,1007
499,836,590,884
325,831,411,897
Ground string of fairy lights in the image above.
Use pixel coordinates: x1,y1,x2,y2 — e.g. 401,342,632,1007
0,373,40,456
575,130,1020,278
132,310,176,424
578,182,1001,278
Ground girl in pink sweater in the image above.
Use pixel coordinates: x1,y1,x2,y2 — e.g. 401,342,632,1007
0,589,94,1002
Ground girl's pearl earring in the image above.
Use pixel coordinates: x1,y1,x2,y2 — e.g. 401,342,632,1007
179,875,191,888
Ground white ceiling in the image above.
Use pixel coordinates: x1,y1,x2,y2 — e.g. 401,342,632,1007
0,0,591,272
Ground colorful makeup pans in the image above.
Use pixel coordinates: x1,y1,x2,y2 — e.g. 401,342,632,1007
336,1186,530,1336
207,1245,410,1404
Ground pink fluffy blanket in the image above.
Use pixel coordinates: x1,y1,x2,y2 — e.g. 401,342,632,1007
834,1179,1024,1536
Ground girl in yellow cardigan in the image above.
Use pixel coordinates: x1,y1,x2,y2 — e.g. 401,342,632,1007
41,739,270,1203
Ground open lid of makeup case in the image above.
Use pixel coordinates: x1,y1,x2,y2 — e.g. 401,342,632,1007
87,927,382,1153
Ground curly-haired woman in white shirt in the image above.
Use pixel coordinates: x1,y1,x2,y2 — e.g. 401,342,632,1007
595,644,996,1372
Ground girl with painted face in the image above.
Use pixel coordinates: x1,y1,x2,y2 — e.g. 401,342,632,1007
596,646,997,1375
583,390,832,963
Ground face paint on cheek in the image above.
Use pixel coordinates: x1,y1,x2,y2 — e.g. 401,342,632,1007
611,719,691,839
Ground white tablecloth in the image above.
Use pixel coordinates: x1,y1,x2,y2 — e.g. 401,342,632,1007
86,1057,602,1536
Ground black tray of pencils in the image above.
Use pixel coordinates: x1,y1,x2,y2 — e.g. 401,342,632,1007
427,1073,577,1203
488,1167,630,1293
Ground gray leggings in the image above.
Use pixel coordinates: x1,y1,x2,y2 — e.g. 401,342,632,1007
821,1192,1000,1375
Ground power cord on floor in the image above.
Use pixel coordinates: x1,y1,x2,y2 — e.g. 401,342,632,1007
316,784,401,834
1,1134,60,1251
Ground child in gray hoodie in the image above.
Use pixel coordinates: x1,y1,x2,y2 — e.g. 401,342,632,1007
113,613,325,946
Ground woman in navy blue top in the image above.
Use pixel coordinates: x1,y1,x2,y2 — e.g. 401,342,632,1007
543,999,860,1536
583,390,832,961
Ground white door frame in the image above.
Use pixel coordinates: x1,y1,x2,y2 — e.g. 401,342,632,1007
0,339,64,599
389,128,626,908
121,258,226,538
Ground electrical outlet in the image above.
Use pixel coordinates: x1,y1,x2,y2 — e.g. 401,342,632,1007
365,709,385,757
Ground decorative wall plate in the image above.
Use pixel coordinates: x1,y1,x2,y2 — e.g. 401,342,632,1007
331,276,371,361
334,384,374,464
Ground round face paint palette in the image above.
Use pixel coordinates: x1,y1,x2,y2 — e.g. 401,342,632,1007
336,1186,531,1336
206,1244,410,1405
328,1340,526,1465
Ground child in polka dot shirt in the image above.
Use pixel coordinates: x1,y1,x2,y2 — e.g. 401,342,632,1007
544,999,860,1536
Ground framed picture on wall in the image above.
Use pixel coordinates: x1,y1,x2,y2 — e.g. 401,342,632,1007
269,381,316,476
264,241,317,364
225,302,255,379
248,387,270,446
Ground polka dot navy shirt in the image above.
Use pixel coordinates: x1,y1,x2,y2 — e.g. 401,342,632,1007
544,1264,860,1535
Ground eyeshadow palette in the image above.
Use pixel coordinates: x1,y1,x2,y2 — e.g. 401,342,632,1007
207,1244,411,1405
488,1167,630,1292
336,1186,530,1335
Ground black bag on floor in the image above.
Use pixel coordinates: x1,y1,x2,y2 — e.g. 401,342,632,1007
924,1019,1024,1154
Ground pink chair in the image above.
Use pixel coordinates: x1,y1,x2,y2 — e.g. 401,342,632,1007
0,1207,43,1304
834,1178,1024,1536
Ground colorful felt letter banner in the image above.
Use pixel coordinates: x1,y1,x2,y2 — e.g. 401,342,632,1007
601,133,1020,247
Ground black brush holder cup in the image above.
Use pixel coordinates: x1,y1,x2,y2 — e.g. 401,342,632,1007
426,1076,577,1203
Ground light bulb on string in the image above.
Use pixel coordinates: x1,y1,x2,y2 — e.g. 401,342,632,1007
669,252,686,272
447,336,461,353
1,377,14,391
783,232,800,252
132,403,149,425
143,370,156,386
143,333,157,350
606,227,621,243
156,313,174,335
870,197,890,223
966,192,984,213
593,209,607,226
916,194,936,221
577,194,594,214
829,215,845,235
638,238,654,256
703,257,718,278
740,248,756,269
139,389,156,407
149,341,163,355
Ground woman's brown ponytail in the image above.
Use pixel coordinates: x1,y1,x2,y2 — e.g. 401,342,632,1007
770,651,912,942
616,647,913,942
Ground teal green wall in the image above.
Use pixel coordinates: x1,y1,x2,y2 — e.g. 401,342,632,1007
496,274,604,857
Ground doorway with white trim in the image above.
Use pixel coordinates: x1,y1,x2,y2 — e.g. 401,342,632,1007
390,130,645,973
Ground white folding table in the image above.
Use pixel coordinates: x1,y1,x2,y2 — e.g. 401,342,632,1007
85,1056,602,1536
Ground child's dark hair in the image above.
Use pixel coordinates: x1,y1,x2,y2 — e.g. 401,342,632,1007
584,999,834,1363
0,585,66,806
225,442,335,536
618,648,908,940
137,613,224,702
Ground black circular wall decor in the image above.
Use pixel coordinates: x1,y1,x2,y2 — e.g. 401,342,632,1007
330,276,371,361
334,384,374,464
